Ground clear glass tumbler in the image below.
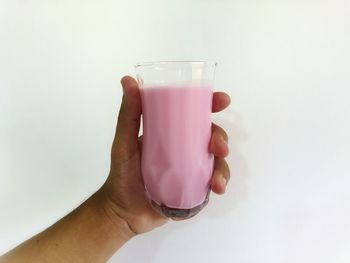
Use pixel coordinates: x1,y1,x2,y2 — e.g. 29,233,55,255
135,61,217,220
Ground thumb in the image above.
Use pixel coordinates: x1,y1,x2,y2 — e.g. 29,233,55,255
111,76,142,163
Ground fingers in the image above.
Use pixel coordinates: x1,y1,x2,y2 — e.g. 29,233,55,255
211,157,230,195
212,92,231,113
111,76,142,163
210,123,230,194
210,123,229,158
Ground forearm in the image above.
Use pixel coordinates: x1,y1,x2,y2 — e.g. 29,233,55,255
2,190,135,263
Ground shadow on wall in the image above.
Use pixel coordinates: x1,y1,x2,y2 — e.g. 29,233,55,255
206,108,249,218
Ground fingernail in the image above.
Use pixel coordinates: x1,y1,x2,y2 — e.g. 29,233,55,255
221,176,227,187
221,136,228,145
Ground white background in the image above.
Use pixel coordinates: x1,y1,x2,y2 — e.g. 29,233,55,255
1,0,349,262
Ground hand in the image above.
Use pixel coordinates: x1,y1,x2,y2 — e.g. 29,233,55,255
100,76,231,235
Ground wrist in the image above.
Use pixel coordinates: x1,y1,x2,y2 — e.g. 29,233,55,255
94,188,137,239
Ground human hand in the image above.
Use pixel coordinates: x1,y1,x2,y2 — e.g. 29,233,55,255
100,76,231,235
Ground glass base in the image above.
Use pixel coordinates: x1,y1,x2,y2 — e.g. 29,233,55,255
148,191,210,221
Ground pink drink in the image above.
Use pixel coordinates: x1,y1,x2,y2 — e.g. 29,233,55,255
140,83,214,219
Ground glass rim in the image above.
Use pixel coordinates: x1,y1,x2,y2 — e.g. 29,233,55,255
135,61,218,68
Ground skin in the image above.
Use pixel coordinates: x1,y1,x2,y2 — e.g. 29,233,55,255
1,76,231,263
